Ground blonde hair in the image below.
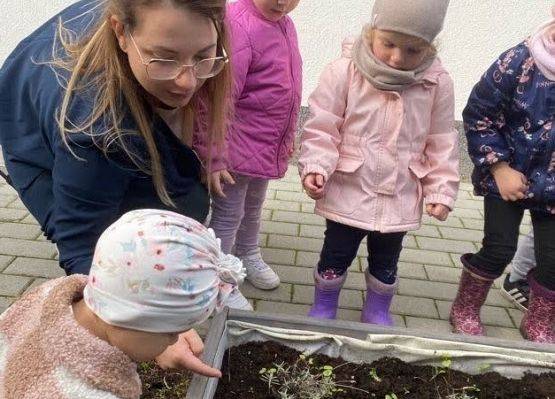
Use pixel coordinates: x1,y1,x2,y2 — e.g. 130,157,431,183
365,28,438,57
51,0,231,206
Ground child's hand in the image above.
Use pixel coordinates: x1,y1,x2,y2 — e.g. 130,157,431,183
303,173,325,200
426,203,450,221
491,162,529,201
155,329,222,378
209,170,235,198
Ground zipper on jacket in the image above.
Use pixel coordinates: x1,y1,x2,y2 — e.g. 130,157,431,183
277,21,296,175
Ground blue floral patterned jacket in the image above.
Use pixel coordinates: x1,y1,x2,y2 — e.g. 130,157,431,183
463,41,555,214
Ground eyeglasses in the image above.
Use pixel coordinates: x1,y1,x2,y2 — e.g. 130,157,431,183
129,33,228,81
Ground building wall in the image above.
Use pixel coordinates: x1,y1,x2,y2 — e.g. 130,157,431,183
1,0,552,117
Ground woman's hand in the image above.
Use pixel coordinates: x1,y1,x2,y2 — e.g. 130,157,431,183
303,173,325,200
491,162,528,201
209,170,235,198
155,329,222,378
426,203,450,221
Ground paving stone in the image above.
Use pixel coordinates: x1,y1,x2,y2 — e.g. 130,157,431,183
7,198,28,210
449,253,464,268
485,326,522,341
0,195,17,207
396,262,427,280
261,210,273,222
255,300,310,315
0,255,14,272
408,224,441,238
0,209,28,222
24,278,49,295
293,285,363,309
507,308,524,326
0,274,32,296
265,189,276,200
0,185,17,196
0,297,13,314
399,248,453,266
454,199,484,211
299,224,325,239
336,309,406,326
259,234,268,247
301,202,315,213
0,238,57,259
424,265,462,283
240,282,292,302
267,235,323,252
459,182,474,191
450,208,483,219
4,258,64,279
416,237,477,254
436,300,514,328
399,279,458,300
20,214,39,225
0,223,42,240
263,199,301,212
275,191,313,203
405,317,451,333
422,215,463,228
272,210,325,226
261,221,299,236
438,227,483,243
461,218,483,231
261,247,296,265
402,235,417,249
456,190,472,199
271,265,313,285
390,296,439,318
268,181,303,192
295,251,320,267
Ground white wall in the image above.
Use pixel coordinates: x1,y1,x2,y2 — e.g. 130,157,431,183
1,1,552,117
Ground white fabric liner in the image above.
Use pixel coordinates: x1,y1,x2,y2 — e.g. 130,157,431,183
223,320,554,379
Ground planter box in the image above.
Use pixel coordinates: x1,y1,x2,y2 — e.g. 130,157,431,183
186,309,555,399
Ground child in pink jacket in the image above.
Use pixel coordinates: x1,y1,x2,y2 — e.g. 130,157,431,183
298,0,459,325
209,0,302,292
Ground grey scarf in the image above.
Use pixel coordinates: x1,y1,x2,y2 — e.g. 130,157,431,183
352,30,435,92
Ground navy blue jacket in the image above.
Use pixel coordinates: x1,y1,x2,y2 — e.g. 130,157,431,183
464,41,555,213
0,1,209,274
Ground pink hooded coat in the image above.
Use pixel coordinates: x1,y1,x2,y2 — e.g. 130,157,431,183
298,38,460,233
224,0,303,178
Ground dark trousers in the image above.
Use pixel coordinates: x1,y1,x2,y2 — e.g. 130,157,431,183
318,219,406,284
471,197,555,290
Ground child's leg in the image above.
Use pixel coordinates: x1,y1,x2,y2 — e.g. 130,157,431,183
309,220,367,319
231,178,280,290
521,212,555,343
209,175,250,254
361,231,405,325
502,230,534,310
510,230,536,282
451,197,523,335
234,177,269,256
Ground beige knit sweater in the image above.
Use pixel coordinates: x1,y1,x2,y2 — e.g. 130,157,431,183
0,275,141,399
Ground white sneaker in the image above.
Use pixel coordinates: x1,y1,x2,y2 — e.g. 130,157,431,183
240,253,280,290
224,288,253,311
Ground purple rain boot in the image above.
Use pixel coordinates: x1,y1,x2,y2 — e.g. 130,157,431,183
361,269,398,326
307,269,347,319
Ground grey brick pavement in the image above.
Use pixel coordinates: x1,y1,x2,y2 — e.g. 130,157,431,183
0,163,528,341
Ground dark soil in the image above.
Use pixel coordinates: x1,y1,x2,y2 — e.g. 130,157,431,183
214,341,555,399
138,362,191,399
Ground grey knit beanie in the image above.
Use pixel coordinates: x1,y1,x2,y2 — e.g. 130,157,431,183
371,0,450,43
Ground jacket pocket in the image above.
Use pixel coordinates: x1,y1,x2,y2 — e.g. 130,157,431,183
336,154,364,173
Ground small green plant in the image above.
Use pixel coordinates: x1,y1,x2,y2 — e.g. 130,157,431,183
446,385,481,399
258,355,368,399
369,368,382,383
477,363,491,373
385,393,398,399
431,354,453,381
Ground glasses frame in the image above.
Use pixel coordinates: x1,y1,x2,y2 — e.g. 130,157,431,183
128,33,229,81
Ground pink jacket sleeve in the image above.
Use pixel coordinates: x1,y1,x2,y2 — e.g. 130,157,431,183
298,60,349,181
420,72,460,209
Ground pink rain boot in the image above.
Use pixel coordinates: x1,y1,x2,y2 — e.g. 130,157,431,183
449,254,495,336
361,269,398,326
520,274,555,344
307,269,347,320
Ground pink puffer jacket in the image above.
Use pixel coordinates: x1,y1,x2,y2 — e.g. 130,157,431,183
225,0,303,178
298,38,460,233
